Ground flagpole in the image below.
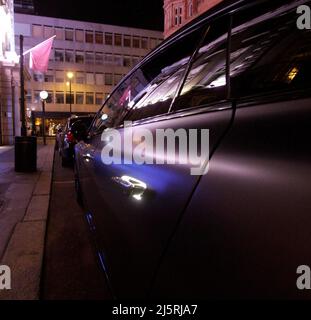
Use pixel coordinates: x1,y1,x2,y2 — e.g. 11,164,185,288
20,35,26,137
22,35,56,57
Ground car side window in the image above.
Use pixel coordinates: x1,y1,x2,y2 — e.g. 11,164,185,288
90,25,206,134
229,2,311,98
172,15,230,112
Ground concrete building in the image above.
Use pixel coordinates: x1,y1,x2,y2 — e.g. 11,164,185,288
0,0,20,145
164,0,224,38
14,13,163,136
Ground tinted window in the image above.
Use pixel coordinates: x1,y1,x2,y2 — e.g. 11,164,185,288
90,26,205,134
230,2,311,98
173,15,230,111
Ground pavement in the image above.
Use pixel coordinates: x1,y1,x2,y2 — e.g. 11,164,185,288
0,139,54,300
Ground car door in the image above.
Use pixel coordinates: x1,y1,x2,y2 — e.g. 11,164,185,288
83,13,237,298
151,0,311,299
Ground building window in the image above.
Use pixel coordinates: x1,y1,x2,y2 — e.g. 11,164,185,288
26,91,32,104
76,92,84,104
95,93,104,105
174,6,183,26
55,27,64,40
114,34,122,46
104,53,114,65
55,70,64,83
114,74,122,86
34,90,41,104
66,92,74,104
44,70,54,82
65,50,74,63
124,35,131,47
56,92,64,104
86,92,94,105
189,1,193,17
86,73,95,85
95,73,104,85
33,72,44,82
44,26,54,38
55,49,64,62
32,24,42,37
141,37,148,49
76,71,85,84
114,55,123,66
85,31,94,43
85,52,94,65
132,56,140,66
46,91,54,104
150,38,157,49
95,52,103,65
75,29,84,42
76,51,84,64
65,29,74,41
123,56,131,68
105,73,113,86
95,32,103,44
133,37,140,48
105,33,113,45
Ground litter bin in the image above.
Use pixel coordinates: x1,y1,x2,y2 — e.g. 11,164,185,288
15,136,37,172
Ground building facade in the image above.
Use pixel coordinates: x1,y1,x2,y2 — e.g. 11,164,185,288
14,13,163,136
163,0,224,38
0,0,20,145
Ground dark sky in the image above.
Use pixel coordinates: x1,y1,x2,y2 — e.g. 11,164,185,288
33,0,164,31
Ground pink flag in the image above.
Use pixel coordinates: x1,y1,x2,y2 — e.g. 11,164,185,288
28,36,55,72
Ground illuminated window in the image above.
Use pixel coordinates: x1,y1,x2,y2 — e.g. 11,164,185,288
95,73,104,85
55,70,64,83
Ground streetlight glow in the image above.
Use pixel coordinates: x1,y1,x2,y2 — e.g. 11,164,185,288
67,72,74,80
40,90,48,101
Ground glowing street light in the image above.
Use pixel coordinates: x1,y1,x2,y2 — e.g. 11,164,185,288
67,72,74,115
40,90,48,145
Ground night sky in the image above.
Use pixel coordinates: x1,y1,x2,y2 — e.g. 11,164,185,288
33,0,164,31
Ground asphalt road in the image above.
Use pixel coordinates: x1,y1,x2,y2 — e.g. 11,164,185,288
41,148,112,300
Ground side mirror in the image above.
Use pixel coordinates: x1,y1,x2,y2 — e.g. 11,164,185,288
71,120,88,142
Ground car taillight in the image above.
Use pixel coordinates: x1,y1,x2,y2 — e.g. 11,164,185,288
65,131,75,143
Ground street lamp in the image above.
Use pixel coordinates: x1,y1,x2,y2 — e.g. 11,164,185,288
40,90,48,146
67,72,74,115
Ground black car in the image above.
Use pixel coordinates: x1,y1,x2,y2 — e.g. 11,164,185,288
73,0,311,299
59,115,94,166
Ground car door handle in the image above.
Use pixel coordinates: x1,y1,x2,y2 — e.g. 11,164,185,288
82,153,95,161
111,175,147,201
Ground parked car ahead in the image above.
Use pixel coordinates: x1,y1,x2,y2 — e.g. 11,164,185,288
73,0,311,299
59,115,94,166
